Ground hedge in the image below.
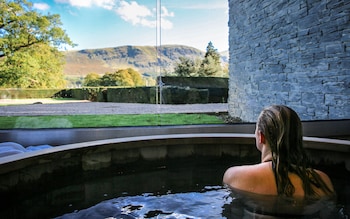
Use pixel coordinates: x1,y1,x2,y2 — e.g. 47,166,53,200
0,89,62,99
0,77,228,104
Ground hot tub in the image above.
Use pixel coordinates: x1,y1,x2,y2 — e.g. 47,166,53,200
0,128,349,218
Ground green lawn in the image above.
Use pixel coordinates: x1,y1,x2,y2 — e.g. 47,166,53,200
0,113,225,129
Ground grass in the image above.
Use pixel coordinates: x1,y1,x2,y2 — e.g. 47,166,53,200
0,113,225,129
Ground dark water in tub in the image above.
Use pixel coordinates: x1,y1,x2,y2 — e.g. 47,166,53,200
1,157,349,218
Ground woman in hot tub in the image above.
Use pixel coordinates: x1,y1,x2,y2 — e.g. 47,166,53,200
223,105,335,217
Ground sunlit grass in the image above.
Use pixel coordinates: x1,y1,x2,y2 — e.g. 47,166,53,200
0,113,225,129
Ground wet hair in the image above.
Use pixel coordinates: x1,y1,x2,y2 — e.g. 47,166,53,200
257,105,333,197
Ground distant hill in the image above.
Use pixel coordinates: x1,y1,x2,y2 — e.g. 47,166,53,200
220,50,229,63
63,45,228,78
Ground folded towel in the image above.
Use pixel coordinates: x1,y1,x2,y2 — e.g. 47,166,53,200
26,145,53,151
0,142,26,151
0,142,53,158
0,142,26,158
0,147,25,157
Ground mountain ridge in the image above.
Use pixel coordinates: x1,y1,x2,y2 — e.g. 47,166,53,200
64,45,228,78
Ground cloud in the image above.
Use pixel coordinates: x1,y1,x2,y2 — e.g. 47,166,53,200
116,1,153,26
115,1,174,29
55,0,115,10
33,3,50,10
160,6,174,29
54,0,174,29
161,6,174,17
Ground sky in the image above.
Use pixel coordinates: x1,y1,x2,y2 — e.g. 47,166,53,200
29,0,229,52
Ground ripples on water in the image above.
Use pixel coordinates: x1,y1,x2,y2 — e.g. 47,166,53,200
56,186,232,218
55,185,349,219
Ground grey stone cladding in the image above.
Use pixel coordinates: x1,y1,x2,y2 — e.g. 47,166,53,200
228,0,350,122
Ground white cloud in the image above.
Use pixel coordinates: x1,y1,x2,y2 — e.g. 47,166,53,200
33,3,50,10
161,6,174,17
54,0,174,29
55,0,115,10
160,6,174,29
116,1,153,26
115,1,174,29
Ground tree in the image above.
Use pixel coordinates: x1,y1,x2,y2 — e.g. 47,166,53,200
116,69,134,86
0,0,75,88
83,73,101,87
100,72,119,86
127,68,145,86
173,57,200,77
0,43,67,88
99,68,145,87
172,42,224,77
0,0,74,58
198,41,222,77
222,62,229,78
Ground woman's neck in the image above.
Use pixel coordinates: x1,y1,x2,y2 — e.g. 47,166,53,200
261,145,273,163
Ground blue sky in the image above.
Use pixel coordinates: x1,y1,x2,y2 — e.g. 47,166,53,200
30,0,229,52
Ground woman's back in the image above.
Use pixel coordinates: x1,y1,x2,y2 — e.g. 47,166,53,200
223,160,334,198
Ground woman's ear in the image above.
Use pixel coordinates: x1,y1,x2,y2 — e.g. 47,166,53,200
259,131,266,144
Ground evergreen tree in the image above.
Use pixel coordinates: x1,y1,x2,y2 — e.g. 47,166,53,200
174,57,195,77
198,41,222,77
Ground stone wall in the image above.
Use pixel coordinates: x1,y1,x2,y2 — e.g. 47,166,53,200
228,0,350,122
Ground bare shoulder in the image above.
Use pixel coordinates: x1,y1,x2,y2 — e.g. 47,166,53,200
314,169,335,192
223,165,252,185
223,162,276,194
